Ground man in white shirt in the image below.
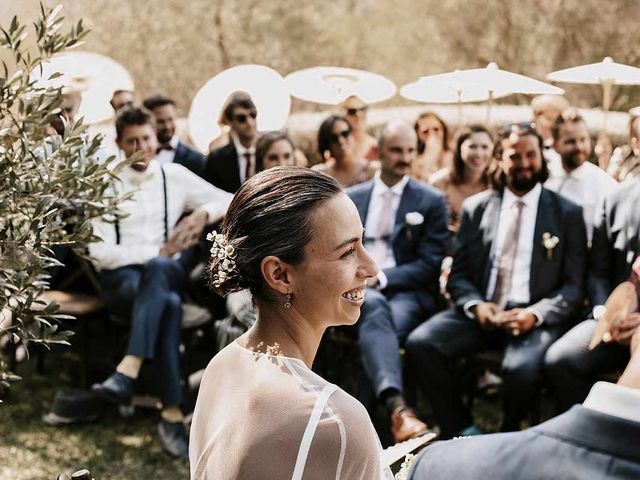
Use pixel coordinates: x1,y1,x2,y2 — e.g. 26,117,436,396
203,91,258,193
90,107,232,459
348,121,449,442
545,109,618,243
143,94,206,177
406,125,587,438
408,342,640,480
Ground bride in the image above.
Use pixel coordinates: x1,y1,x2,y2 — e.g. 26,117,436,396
189,167,394,479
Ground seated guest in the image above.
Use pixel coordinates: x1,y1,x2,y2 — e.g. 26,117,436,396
110,89,136,114
312,115,378,187
411,111,453,182
530,94,569,164
430,125,494,233
143,94,206,177
89,107,232,459
190,167,393,479
408,341,640,480
545,177,640,412
204,91,258,193
254,131,297,173
607,113,640,182
340,95,378,161
348,121,449,442
406,124,588,437
545,110,618,243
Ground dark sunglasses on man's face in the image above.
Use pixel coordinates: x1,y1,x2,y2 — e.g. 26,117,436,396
330,129,351,143
346,106,368,116
233,111,258,124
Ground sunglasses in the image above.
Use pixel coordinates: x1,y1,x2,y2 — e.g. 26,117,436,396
346,106,368,116
330,129,351,143
233,111,257,124
498,121,536,137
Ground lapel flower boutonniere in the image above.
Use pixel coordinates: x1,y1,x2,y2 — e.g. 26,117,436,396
542,232,559,260
404,212,424,242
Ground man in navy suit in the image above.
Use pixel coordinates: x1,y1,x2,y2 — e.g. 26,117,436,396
545,177,640,412
143,94,205,177
406,125,587,438
203,92,258,193
408,343,640,480
348,121,449,442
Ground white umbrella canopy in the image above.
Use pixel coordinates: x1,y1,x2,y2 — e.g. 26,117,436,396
400,77,510,104
188,64,291,153
31,51,134,125
547,57,640,86
284,66,396,105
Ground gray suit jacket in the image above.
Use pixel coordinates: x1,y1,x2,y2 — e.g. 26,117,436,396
448,187,587,326
588,178,640,306
409,405,640,480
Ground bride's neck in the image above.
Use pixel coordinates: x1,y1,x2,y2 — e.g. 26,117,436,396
243,303,324,369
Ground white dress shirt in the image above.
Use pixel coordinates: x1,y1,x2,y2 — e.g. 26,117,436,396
364,174,410,288
89,159,232,271
234,138,255,183
156,135,180,165
485,184,542,305
545,160,618,243
584,381,640,424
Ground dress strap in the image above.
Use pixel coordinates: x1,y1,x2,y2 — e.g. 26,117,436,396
291,384,339,480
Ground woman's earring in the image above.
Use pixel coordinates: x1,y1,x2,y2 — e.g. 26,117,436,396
283,293,292,310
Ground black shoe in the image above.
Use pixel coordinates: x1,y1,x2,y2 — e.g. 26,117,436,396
91,372,133,405
158,420,189,460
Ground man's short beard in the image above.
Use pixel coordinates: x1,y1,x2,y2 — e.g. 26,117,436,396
158,131,172,144
562,153,584,171
508,169,545,193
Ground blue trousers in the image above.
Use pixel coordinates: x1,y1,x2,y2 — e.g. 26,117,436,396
358,288,435,398
99,256,188,407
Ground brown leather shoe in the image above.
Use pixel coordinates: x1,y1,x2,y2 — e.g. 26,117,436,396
391,406,428,443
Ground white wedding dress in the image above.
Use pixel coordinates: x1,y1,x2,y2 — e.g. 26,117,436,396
190,341,394,480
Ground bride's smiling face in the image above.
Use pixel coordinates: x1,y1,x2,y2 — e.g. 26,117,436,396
287,192,378,327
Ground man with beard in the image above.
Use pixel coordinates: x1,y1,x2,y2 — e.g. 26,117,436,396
143,94,206,177
405,125,587,438
348,121,449,442
203,91,258,193
545,110,617,244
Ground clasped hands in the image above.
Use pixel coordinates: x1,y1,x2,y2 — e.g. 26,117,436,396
472,302,537,337
602,312,640,347
159,209,209,257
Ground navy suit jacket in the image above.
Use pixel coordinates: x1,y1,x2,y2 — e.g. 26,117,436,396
203,141,241,193
409,405,640,480
347,177,448,305
588,178,640,307
173,141,205,178
448,187,587,326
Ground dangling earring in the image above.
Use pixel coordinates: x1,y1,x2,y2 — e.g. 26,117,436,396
283,293,292,310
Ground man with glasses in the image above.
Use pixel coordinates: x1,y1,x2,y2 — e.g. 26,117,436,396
204,91,258,193
406,125,587,438
340,95,378,161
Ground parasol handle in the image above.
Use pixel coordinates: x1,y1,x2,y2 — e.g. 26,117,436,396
486,90,494,125
457,91,463,127
602,78,614,133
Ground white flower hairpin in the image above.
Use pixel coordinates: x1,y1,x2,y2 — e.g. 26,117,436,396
207,230,238,287
542,232,559,260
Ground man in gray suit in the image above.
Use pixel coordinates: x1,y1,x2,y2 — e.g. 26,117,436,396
408,343,640,480
406,125,588,437
545,177,640,411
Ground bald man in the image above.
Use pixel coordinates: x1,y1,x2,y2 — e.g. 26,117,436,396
347,121,449,443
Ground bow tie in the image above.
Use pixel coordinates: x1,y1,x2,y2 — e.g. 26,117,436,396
157,144,173,153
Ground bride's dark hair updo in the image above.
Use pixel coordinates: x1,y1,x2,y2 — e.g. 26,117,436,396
208,166,342,301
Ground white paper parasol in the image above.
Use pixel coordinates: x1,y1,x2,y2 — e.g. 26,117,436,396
285,66,396,105
32,52,134,125
409,63,564,123
188,64,290,153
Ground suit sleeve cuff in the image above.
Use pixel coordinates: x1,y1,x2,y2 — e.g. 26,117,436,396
377,271,388,290
463,300,482,319
527,308,544,327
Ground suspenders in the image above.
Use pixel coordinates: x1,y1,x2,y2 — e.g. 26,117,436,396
115,165,168,244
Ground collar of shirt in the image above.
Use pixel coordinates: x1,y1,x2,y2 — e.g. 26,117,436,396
121,158,159,186
371,173,409,199
233,137,255,157
167,135,180,150
583,381,640,424
502,182,542,212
